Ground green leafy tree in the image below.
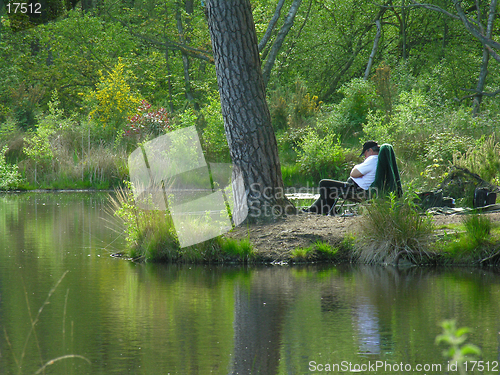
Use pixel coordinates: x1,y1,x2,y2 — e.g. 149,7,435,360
86,60,142,138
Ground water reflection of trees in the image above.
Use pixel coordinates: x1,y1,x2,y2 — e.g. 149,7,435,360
229,267,292,375
3,195,500,375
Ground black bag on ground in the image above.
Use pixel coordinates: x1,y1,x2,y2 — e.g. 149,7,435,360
473,187,497,208
417,190,455,209
418,190,442,209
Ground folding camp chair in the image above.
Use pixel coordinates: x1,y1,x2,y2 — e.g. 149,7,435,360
328,143,403,216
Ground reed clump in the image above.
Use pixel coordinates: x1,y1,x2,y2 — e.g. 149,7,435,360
109,185,255,263
355,192,435,264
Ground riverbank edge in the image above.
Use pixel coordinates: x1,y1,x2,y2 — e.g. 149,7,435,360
4,189,499,266
221,212,500,267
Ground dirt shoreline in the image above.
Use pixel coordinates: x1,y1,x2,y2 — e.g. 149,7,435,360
225,211,500,263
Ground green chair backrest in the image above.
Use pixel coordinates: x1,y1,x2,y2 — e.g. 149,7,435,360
369,143,403,198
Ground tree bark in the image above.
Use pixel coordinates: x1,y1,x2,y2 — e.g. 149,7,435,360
205,0,294,222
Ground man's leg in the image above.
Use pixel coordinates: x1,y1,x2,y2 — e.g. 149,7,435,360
305,179,349,214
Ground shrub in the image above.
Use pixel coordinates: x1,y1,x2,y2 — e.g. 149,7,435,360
372,63,396,117
0,145,23,190
125,100,171,141
267,80,321,130
268,86,289,131
419,132,474,189
363,90,434,150
296,129,347,181
322,78,379,139
355,191,435,264
289,81,321,129
10,83,44,131
85,60,142,139
0,117,22,145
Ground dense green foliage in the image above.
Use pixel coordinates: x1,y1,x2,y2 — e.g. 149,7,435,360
0,0,499,192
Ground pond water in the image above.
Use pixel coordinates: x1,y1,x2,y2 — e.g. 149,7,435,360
1,192,500,374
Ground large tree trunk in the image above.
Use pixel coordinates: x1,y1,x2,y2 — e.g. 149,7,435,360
205,0,294,222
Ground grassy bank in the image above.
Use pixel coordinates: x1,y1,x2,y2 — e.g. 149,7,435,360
109,185,500,266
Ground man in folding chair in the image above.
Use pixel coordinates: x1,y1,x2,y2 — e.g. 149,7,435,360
304,140,400,215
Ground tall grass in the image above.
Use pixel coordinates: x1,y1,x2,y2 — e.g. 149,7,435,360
109,185,255,263
438,213,495,262
355,192,435,264
20,143,128,189
291,241,339,262
463,213,491,245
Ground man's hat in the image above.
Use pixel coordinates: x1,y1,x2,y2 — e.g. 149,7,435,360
359,141,379,157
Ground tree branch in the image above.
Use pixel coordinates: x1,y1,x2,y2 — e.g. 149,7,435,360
411,0,500,51
457,87,500,101
451,0,500,50
258,0,286,52
407,1,459,20
107,10,214,63
131,31,214,63
262,0,303,87
364,19,382,80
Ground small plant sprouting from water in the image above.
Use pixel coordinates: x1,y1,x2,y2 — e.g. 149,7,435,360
436,320,481,375
3,271,90,374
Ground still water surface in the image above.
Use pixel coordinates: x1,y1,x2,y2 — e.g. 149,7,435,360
0,192,499,374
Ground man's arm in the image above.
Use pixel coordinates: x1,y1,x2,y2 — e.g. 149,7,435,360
350,167,363,178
